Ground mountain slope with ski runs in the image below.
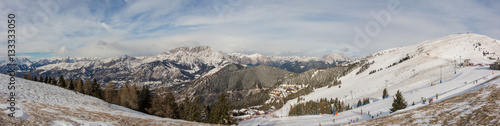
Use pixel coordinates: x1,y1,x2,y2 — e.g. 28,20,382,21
1,33,500,125
241,33,500,125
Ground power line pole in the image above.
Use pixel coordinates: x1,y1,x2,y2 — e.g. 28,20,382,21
350,90,353,100
454,60,457,74
317,99,319,115
440,65,442,83
385,80,388,88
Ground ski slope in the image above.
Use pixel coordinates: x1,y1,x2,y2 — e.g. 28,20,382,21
240,67,500,125
240,33,500,125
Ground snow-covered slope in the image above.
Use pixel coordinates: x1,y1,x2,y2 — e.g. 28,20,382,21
358,82,500,125
240,33,500,125
0,75,206,125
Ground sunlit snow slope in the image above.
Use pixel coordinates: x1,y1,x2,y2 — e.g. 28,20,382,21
0,75,206,126
241,33,500,125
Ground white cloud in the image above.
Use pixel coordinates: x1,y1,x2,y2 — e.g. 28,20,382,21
0,0,499,60
56,46,68,55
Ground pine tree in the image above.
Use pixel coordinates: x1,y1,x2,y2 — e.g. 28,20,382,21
357,100,362,107
209,93,233,124
39,76,44,82
383,88,388,99
51,77,57,85
147,87,179,119
58,75,66,88
26,73,32,80
23,75,28,79
76,78,84,93
47,76,52,84
90,78,102,98
390,90,407,112
180,96,202,122
44,76,48,83
363,98,370,105
180,96,191,120
138,85,152,113
68,77,74,90
190,96,203,122
33,75,38,81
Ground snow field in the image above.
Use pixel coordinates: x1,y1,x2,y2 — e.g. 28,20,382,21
241,33,500,126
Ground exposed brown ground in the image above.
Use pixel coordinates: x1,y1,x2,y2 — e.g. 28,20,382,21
0,96,216,126
346,84,500,126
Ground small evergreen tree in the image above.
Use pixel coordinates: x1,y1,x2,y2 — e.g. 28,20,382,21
33,75,38,81
390,90,407,112
209,93,233,124
90,78,102,98
363,98,370,105
51,77,57,85
180,96,191,120
383,88,388,99
146,87,179,119
26,73,32,80
68,77,74,90
138,85,152,113
44,76,49,83
39,76,44,82
58,75,66,88
357,100,362,107
191,96,203,122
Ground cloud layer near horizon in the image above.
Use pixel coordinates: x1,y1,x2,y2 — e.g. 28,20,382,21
1,0,499,60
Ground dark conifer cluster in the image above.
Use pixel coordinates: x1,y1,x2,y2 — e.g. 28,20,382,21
23,73,234,124
289,97,351,116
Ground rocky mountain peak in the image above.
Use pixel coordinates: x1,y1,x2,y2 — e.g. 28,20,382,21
323,52,352,62
168,46,216,54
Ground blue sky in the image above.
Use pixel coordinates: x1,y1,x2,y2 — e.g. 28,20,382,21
1,0,499,60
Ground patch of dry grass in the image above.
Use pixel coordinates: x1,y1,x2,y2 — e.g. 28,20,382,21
0,97,214,126
350,84,500,126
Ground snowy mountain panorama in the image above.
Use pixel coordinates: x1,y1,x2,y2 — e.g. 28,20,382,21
240,33,500,125
2,33,500,125
0,46,350,87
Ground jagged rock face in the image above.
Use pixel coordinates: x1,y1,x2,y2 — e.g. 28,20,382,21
229,53,351,73
183,64,294,108
323,52,352,63
2,47,231,91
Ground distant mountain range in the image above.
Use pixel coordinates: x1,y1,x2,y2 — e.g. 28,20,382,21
0,46,351,93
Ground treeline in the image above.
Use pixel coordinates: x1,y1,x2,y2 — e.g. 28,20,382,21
356,60,374,75
23,74,102,98
272,63,362,112
356,97,370,107
289,97,351,116
387,54,412,69
23,74,235,125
